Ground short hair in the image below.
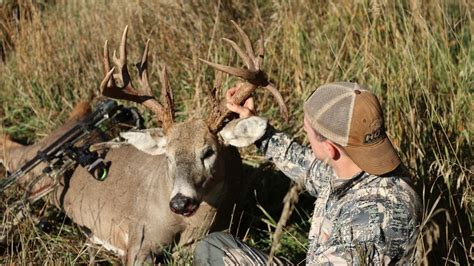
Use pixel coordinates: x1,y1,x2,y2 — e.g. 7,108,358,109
312,128,327,142
313,127,346,152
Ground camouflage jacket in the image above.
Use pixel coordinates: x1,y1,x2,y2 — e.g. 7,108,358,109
258,131,421,265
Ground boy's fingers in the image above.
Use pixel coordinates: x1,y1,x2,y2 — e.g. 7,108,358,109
226,103,244,114
243,97,254,110
226,103,253,118
225,85,255,118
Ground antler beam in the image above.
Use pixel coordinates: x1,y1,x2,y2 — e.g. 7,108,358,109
201,21,288,133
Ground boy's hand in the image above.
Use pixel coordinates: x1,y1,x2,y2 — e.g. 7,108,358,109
226,85,255,119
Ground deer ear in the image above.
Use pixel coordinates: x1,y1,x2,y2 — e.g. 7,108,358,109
120,128,167,155
219,116,268,147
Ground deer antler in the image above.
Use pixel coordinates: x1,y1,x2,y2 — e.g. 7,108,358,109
100,26,174,131
201,21,288,133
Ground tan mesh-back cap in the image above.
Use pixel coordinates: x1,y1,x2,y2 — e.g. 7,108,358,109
304,82,400,175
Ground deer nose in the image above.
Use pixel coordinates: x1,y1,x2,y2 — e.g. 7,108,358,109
169,193,199,216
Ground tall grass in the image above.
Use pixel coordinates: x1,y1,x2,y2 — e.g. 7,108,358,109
1,0,472,264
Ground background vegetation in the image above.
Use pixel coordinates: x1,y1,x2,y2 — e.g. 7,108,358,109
1,0,472,264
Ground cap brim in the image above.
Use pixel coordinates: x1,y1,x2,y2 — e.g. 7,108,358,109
344,137,401,175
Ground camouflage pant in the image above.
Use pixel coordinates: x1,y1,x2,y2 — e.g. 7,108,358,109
193,232,286,266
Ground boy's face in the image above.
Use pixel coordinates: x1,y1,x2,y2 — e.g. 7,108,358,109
303,115,329,162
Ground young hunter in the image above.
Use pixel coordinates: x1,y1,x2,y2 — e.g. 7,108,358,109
193,82,421,265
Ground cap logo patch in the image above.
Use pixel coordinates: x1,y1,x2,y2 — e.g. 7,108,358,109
364,127,385,144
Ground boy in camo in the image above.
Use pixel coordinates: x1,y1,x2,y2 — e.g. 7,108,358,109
194,82,421,265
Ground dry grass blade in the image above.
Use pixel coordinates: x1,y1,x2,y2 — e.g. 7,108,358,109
268,182,302,264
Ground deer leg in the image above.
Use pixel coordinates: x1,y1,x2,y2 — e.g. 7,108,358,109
125,245,150,266
125,225,150,266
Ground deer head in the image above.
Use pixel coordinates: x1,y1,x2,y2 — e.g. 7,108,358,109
99,23,287,216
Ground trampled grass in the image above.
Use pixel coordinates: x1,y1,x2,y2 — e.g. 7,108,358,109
0,0,472,264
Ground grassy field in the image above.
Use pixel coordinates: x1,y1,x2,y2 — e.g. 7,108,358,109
0,0,472,264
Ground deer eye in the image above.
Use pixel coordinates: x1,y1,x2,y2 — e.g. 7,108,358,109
201,146,215,160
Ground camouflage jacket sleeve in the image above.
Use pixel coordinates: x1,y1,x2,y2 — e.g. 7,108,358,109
256,127,332,197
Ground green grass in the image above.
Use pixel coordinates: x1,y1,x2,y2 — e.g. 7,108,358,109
1,0,472,264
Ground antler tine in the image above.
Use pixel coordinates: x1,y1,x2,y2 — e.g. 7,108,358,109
135,39,174,126
198,58,258,82
99,26,175,131
221,38,255,70
159,66,175,129
213,70,223,99
112,25,132,87
136,39,152,96
264,83,289,122
255,32,264,69
99,67,115,94
230,20,255,63
102,40,116,89
206,70,223,113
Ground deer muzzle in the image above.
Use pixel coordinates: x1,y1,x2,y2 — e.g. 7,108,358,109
169,193,199,217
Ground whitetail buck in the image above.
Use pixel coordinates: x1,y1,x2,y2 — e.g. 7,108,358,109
1,22,287,264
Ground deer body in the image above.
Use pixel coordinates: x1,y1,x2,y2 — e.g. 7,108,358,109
58,121,243,263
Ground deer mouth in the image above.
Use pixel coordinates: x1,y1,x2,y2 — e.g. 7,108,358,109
170,203,199,217
182,205,199,217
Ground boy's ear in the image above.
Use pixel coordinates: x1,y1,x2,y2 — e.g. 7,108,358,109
325,141,340,160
